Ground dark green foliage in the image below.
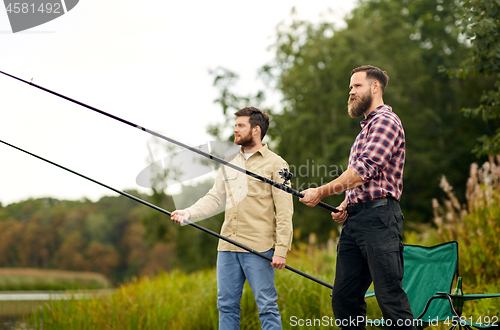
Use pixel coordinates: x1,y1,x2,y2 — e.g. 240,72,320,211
444,0,500,156
272,0,497,235
208,0,498,245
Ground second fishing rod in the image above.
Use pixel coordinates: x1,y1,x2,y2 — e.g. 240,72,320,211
0,70,339,214
0,138,333,290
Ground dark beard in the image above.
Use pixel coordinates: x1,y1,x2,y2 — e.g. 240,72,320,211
235,133,255,149
348,91,372,118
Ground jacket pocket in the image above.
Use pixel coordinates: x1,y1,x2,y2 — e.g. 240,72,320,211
246,176,270,198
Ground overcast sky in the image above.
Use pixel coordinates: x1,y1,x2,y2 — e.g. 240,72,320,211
0,0,357,206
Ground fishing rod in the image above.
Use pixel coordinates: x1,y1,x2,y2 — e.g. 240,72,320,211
0,139,334,290
0,70,339,214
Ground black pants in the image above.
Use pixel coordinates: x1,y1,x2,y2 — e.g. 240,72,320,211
332,203,415,330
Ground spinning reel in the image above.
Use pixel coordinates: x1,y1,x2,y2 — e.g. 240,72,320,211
278,167,294,185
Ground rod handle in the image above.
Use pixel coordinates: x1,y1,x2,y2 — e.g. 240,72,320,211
289,189,339,213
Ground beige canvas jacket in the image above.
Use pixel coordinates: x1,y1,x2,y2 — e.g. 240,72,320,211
186,144,293,258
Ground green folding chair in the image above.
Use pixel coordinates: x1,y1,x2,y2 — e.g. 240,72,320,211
365,241,500,329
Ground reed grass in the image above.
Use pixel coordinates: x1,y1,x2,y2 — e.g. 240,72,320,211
27,238,499,329
433,156,500,284
27,244,386,329
31,269,218,329
25,155,500,329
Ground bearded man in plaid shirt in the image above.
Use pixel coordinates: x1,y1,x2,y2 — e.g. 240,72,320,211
300,65,415,329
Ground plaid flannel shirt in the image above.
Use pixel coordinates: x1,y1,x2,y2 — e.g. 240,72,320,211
346,105,405,205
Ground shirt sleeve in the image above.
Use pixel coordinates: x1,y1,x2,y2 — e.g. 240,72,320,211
351,115,400,182
271,160,294,258
186,167,226,219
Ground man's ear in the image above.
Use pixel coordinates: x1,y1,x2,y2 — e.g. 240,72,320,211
253,125,261,137
372,80,380,93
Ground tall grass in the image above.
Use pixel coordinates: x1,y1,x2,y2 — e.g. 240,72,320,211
28,237,499,329
26,157,500,328
28,244,339,329
31,269,218,329
27,239,388,329
432,156,500,318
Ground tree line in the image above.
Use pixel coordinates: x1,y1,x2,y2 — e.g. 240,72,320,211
0,192,221,282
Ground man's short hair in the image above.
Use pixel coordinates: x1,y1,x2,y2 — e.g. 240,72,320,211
351,65,389,93
234,107,270,140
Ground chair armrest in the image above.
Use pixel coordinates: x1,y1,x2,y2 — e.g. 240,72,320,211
416,293,461,320
462,293,500,301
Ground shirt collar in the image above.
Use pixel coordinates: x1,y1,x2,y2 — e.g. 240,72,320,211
239,143,268,158
360,105,392,128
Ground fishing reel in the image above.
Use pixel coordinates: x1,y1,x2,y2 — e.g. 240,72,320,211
278,167,294,185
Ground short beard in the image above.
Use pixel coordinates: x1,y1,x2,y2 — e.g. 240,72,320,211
235,133,256,149
348,91,372,118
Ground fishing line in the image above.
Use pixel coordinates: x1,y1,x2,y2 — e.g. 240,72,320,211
0,139,334,290
0,70,339,213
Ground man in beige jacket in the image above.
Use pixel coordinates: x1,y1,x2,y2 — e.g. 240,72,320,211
171,107,293,330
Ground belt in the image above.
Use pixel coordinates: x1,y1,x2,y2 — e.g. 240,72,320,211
347,197,398,214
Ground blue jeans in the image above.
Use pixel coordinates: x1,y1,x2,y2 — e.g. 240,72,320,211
217,249,281,330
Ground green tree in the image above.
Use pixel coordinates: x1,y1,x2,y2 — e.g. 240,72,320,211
445,0,500,155
208,67,266,140
209,0,497,244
